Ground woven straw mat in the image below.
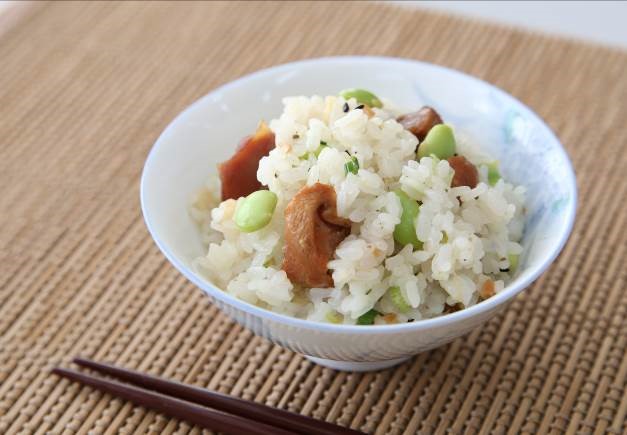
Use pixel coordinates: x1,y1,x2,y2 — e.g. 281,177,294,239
0,2,625,434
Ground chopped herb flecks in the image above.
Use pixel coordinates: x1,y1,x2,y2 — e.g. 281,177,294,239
344,156,359,175
313,141,328,157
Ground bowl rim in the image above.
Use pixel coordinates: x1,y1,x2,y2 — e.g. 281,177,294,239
140,55,577,334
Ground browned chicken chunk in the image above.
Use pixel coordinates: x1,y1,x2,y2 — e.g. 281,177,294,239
397,106,443,141
448,155,479,188
218,122,275,200
282,183,351,288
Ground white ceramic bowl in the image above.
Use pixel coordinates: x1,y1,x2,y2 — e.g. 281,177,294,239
141,56,576,371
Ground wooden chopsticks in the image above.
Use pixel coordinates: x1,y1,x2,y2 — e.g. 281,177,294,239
52,357,363,435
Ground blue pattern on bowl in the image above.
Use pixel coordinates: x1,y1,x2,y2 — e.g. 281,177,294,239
410,78,575,274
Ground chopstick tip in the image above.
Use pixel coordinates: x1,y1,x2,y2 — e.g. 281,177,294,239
51,367,70,377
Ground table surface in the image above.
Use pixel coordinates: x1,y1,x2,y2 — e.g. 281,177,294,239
0,2,625,434
3,1,627,49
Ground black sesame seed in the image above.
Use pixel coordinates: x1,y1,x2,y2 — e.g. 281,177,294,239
499,268,510,272
355,104,365,110
342,102,349,112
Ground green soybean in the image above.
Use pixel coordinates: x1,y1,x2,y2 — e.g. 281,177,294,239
508,254,519,272
356,309,380,325
234,190,278,233
389,286,411,313
393,190,422,249
487,161,501,186
417,124,456,160
339,88,383,108
325,310,343,324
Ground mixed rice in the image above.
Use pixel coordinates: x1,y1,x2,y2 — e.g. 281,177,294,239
189,90,526,325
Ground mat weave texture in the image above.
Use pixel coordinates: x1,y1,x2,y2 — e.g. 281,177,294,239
0,2,625,434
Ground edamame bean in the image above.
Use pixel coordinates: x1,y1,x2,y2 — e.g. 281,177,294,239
417,124,456,160
234,190,278,233
393,190,422,249
389,286,411,312
339,88,383,108
508,254,519,272
325,310,343,324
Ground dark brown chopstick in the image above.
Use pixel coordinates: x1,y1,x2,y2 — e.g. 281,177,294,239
60,358,363,435
52,367,295,435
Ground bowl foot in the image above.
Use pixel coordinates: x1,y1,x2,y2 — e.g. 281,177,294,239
304,355,411,372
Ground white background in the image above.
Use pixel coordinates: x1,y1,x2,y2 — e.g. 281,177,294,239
395,1,627,49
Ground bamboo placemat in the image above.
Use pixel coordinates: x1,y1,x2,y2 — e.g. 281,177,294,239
0,2,625,434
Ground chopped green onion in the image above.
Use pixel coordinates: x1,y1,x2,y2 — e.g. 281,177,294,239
356,309,379,325
487,161,501,186
389,286,411,312
325,310,343,324
344,155,359,175
300,142,329,160
313,141,328,157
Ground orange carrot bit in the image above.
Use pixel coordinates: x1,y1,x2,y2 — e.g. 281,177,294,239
480,279,495,299
383,313,398,324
